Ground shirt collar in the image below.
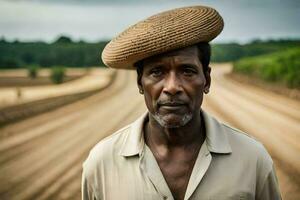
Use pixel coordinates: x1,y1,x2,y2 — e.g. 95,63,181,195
201,111,232,154
119,112,147,157
119,110,232,157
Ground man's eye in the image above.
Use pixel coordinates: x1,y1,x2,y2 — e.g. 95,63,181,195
182,68,197,76
150,68,163,77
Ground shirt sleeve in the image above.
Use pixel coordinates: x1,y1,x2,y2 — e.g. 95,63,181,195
82,161,99,200
82,167,94,200
257,165,282,200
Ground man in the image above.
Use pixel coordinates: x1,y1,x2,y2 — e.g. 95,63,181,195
82,6,281,200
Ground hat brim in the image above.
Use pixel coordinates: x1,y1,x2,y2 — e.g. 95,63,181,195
102,5,224,70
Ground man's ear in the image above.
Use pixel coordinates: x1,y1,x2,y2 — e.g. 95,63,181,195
137,75,144,95
204,66,211,94
135,61,144,94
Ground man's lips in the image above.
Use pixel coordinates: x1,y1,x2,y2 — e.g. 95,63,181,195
160,103,185,106
158,102,186,110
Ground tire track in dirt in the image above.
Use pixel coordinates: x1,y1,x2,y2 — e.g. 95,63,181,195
11,90,144,200
39,102,146,200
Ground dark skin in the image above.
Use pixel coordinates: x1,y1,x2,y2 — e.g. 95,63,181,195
138,45,211,200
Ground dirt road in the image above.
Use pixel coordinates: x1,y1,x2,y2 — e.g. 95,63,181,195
0,64,299,200
0,68,113,108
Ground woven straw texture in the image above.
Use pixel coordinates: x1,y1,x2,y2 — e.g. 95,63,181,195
102,6,224,69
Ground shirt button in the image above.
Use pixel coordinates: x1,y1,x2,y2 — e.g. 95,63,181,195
163,196,168,200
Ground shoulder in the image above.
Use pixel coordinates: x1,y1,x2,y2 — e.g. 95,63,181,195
220,123,281,198
81,123,134,199
223,123,269,152
83,112,147,177
222,122,273,172
83,124,131,172
203,110,272,165
82,124,132,194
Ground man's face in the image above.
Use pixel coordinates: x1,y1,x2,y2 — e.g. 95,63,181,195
138,45,211,128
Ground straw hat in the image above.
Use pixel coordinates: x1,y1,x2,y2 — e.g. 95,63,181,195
102,5,224,69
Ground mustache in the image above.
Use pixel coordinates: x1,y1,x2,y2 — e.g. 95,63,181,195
157,99,187,106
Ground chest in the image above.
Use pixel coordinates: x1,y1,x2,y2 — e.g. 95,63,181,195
97,149,257,200
154,152,198,200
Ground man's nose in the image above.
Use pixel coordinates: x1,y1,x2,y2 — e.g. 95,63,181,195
162,72,183,95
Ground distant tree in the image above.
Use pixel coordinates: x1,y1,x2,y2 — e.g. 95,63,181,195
54,36,73,44
13,39,20,44
77,39,86,44
27,65,39,79
0,37,6,44
51,66,65,84
251,38,262,43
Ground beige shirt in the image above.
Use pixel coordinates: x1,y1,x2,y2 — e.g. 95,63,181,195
82,111,281,200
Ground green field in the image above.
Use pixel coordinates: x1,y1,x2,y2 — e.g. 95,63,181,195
233,48,300,88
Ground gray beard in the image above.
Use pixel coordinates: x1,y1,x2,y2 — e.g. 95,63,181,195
151,112,193,128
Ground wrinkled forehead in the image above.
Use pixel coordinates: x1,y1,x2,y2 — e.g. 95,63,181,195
142,45,200,66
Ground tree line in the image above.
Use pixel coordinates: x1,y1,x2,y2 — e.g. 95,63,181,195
211,39,300,62
0,36,299,69
0,36,108,69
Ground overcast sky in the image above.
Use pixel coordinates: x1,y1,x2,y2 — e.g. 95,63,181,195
0,0,299,43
